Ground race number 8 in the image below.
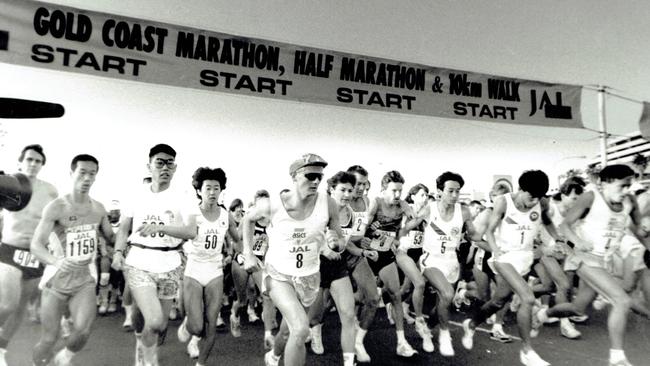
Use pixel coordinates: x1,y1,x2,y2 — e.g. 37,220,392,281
296,253,303,268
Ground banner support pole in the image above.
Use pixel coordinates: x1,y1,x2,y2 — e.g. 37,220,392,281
598,86,608,167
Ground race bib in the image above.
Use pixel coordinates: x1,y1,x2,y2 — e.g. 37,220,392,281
409,230,424,248
13,249,40,268
66,229,97,261
350,212,368,237
252,233,269,256
369,230,395,252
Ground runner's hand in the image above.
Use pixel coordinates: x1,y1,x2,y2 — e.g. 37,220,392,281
243,253,260,273
322,246,341,260
111,252,124,271
136,223,160,237
360,237,372,249
363,250,379,262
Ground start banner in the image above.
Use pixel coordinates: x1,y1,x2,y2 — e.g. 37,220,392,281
0,0,583,128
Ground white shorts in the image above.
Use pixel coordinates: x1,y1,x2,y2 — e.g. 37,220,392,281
420,253,460,284
488,250,534,277
184,258,224,287
610,236,646,277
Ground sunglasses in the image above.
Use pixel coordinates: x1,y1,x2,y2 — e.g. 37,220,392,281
152,159,177,169
304,173,323,181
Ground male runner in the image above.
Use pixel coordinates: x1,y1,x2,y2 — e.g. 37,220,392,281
242,153,347,366
361,170,417,358
415,172,485,356
343,165,380,363
461,170,561,366
112,144,196,366
536,165,646,366
31,154,114,365
0,144,57,365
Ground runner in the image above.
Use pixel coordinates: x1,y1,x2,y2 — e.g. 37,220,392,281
416,172,485,357
0,145,57,366
112,144,195,366
176,167,238,366
307,171,357,364
343,165,380,363
459,182,513,343
362,170,417,358
30,154,114,366
241,153,347,366
230,190,278,349
396,183,433,352
461,170,560,366
532,176,585,339
535,165,647,366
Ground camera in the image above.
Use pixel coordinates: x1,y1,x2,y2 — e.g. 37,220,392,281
0,171,32,211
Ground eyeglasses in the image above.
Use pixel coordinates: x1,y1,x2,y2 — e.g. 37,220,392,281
152,159,177,169
304,173,323,181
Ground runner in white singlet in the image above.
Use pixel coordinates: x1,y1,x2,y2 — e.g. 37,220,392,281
176,167,239,366
537,165,648,366
415,172,484,357
112,144,197,366
462,170,561,366
242,154,347,366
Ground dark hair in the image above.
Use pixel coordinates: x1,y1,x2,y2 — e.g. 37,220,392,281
518,170,549,198
70,154,99,171
560,176,586,196
326,171,357,193
229,198,244,212
254,189,269,200
19,144,46,165
381,170,405,189
346,165,368,177
405,183,429,204
469,200,483,207
191,167,227,199
436,171,465,191
149,143,176,159
599,164,635,183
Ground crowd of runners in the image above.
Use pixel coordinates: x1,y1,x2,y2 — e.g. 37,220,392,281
0,143,649,366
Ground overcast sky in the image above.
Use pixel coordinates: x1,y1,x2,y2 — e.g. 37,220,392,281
1,0,649,204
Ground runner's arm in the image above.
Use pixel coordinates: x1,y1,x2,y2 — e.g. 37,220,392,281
485,196,506,256
242,198,270,270
559,192,594,251
30,200,61,266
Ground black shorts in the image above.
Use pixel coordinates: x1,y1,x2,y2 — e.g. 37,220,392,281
320,256,349,289
479,251,496,282
367,251,395,276
406,248,423,264
0,243,44,279
343,251,363,272
644,249,650,269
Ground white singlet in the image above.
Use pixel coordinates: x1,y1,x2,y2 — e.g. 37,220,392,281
495,193,542,252
265,191,329,277
124,184,184,273
574,191,629,257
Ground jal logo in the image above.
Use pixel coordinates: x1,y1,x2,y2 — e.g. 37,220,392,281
529,212,539,221
529,90,573,120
